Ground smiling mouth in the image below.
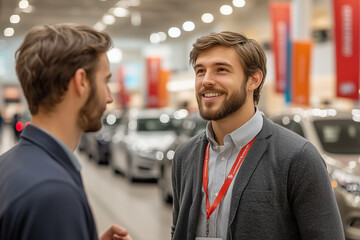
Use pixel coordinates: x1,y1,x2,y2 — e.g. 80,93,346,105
203,92,221,98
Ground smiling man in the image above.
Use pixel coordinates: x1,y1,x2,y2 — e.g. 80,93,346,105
171,31,344,240
0,24,132,240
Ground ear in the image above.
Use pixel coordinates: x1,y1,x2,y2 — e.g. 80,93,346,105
247,70,263,91
72,68,89,97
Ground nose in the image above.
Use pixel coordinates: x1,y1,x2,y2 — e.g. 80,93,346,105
106,85,113,104
202,71,216,87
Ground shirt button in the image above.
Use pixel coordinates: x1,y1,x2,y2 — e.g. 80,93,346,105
221,157,226,161
215,192,218,196
214,146,218,150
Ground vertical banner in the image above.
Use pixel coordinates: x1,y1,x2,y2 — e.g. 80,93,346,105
333,0,360,100
158,70,170,108
270,2,292,96
146,57,161,108
116,67,129,109
292,41,312,106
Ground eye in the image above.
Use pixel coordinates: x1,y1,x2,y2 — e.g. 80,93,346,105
218,67,227,72
196,69,205,75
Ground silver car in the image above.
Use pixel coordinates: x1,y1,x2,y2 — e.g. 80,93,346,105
110,108,183,182
271,108,360,240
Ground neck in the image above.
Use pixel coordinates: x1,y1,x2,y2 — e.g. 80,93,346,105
31,110,82,151
211,102,255,146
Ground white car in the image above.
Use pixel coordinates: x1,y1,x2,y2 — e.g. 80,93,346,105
110,108,184,182
271,107,360,240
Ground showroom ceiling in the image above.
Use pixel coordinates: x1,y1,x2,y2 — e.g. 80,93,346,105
0,0,269,40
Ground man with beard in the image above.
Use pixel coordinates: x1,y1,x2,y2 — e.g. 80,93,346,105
0,24,132,240
171,31,344,240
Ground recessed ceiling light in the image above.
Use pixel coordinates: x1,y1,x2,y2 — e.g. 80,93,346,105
201,13,214,23
19,0,29,9
4,28,14,37
220,5,233,15
233,0,246,8
150,33,161,44
113,7,129,17
107,48,122,63
103,14,116,25
131,11,141,26
10,15,20,24
182,21,195,32
168,27,181,38
94,21,107,31
158,32,167,41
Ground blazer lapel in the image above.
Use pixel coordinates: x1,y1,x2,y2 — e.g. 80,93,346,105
228,116,273,225
188,133,208,239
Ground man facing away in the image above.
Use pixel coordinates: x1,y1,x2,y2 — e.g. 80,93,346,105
171,31,345,240
0,24,132,240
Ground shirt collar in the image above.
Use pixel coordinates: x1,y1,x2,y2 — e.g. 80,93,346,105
30,125,82,171
206,108,263,151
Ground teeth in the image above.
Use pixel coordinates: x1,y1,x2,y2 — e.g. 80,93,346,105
204,93,220,98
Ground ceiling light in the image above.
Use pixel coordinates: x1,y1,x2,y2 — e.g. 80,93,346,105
220,5,233,15
131,11,141,26
182,21,195,32
20,5,33,13
113,7,129,17
102,14,116,25
158,32,167,41
10,15,20,24
107,48,122,63
150,33,161,44
233,0,246,8
19,0,29,9
4,28,14,37
201,13,214,23
94,21,107,31
129,0,141,7
168,27,181,38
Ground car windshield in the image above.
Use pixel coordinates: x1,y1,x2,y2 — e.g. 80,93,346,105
137,117,182,132
313,119,360,154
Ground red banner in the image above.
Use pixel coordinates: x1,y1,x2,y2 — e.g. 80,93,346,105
146,57,161,108
292,41,312,106
333,0,360,100
270,2,291,93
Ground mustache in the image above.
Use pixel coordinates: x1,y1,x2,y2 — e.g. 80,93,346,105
198,87,227,95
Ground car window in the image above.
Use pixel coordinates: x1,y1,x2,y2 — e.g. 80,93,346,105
313,119,360,154
137,117,181,132
272,117,305,137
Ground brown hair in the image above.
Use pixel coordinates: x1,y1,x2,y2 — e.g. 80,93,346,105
189,31,267,105
15,23,113,114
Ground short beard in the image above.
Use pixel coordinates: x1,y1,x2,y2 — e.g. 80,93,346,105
197,84,247,121
77,83,105,132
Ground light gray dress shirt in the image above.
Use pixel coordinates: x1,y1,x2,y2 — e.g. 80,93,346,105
196,109,263,239
31,125,82,171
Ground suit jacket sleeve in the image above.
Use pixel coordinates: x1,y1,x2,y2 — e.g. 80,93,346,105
288,142,344,239
2,181,93,240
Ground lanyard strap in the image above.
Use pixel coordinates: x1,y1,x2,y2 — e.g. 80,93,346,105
203,137,256,220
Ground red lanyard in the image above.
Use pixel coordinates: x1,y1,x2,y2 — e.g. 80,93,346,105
203,137,256,220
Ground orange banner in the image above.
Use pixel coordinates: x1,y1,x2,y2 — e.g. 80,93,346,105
158,70,170,108
292,41,312,106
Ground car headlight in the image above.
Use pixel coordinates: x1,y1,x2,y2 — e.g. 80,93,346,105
332,169,360,194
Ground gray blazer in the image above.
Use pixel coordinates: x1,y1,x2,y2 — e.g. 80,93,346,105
171,116,344,240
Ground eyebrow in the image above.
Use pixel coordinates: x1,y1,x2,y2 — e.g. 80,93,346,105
194,62,234,69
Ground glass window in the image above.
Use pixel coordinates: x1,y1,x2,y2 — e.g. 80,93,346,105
313,119,360,154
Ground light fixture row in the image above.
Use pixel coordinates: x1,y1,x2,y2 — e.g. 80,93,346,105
149,0,246,43
3,0,33,37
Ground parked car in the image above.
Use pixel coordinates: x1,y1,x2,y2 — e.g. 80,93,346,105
110,108,184,182
78,110,123,164
158,111,208,203
270,107,360,240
